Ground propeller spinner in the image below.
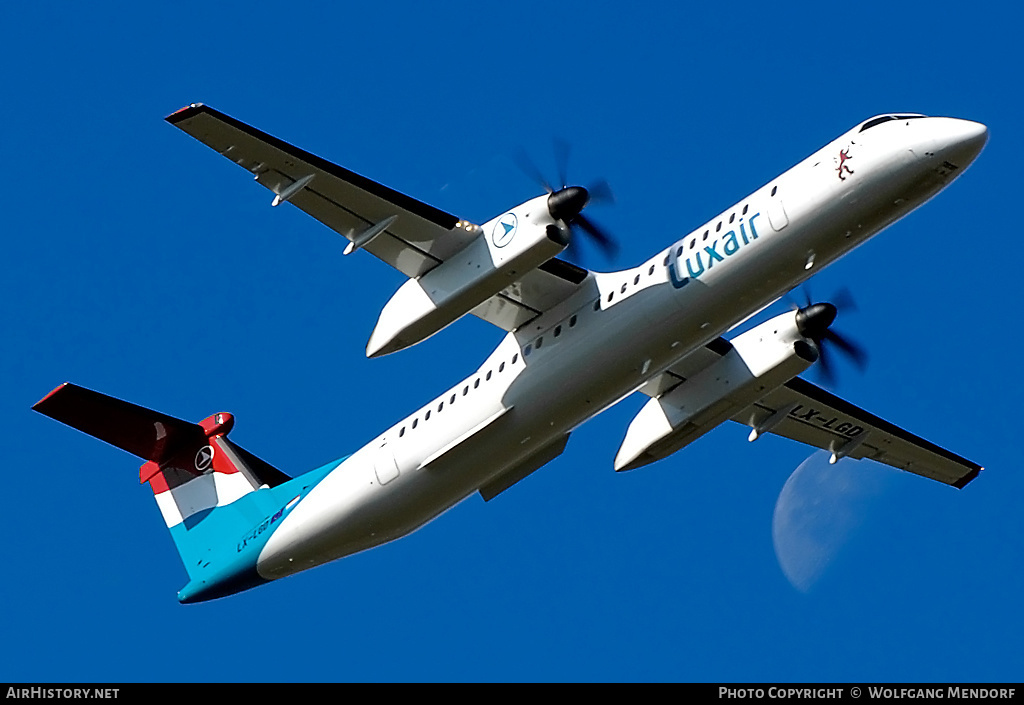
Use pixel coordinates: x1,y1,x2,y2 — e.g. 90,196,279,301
793,289,868,387
516,144,619,261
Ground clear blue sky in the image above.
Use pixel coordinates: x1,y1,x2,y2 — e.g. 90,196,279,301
3,1,1021,682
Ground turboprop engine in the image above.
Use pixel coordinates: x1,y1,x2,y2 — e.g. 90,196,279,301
613,307,831,472
366,187,599,357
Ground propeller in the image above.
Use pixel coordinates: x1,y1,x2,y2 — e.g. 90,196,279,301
515,141,618,262
792,286,868,387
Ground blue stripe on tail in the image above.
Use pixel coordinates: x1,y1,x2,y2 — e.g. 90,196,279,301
174,458,344,604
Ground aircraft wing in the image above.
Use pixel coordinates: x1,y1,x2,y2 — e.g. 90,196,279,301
166,104,589,332
640,338,980,488
730,376,980,487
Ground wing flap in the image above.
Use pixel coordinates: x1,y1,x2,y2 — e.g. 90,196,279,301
637,337,733,398
479,434,570,501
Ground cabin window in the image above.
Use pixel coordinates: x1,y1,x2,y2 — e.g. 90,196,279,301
412,419,418,429
620,283,627,294
703,230,709,241
633,274,640,285
554,325,562,337
450,393,456,404
608,292,614,302
663,255,669,266
438,401,444,412
676,246,683,257
499,362,505,372
569,314,578,327
463,385,469,395
716,222,722,232
474,378,480,388
512,353,519,364
648,265,654,276
486,370,492,380
771,185,777,196
689,239,695,250
742,204,748,215
729,213,735,223
399,427,405,437
425,410,431,421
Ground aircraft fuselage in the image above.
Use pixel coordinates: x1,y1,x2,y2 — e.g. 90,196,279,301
255,116,987,581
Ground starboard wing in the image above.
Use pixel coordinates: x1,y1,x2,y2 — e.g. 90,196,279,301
731,376,981,488
639,338,980,487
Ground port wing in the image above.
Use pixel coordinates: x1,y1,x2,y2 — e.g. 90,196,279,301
167,104,590,332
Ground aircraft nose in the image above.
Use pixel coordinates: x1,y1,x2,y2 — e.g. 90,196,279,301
933,118,988,169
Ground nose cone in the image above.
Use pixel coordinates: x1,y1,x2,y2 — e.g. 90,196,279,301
934,118,989,169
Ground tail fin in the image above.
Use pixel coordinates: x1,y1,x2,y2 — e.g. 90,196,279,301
33,383,293,600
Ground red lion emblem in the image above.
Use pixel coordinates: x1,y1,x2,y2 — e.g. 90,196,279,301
837,148,854,181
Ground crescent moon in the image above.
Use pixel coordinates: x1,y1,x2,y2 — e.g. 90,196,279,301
772,451,887,592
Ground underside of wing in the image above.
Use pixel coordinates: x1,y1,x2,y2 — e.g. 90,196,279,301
167,103,469,277
633,334,980,488
167,104,590,334
731,377,981,488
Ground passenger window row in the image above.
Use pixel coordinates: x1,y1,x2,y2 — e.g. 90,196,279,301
395,191,761,444
397,349,525,438
661,203,753,267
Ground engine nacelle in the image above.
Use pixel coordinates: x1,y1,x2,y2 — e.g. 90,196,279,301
367,195,568,357
614,310,819,471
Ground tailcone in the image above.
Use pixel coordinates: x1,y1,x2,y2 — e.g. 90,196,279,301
178,566,269,604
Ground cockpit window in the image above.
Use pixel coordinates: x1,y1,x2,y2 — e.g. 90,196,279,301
859,114,927,132
859,116,896,132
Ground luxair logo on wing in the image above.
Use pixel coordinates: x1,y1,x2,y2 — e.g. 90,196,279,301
492,213,518,248
669,212,763,289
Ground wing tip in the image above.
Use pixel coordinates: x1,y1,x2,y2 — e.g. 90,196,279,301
32,382,72,413
952,466,982,489
165,103,207,124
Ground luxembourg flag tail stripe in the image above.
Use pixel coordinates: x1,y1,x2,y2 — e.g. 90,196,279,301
31,382,323,603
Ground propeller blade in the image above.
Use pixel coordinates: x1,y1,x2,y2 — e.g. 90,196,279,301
792,288,867,388
514,148,553,194
824,329,868,370
785,284,812,311
831,286,858,314
554,138,571,190
587,178,615,205
563,237,581,264
573,215,619,259
816,342,837,388
514,141,621,264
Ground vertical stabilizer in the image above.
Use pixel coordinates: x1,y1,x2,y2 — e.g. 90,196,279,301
33,383,297,601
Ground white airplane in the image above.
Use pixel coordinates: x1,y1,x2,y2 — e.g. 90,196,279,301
34,106,987,603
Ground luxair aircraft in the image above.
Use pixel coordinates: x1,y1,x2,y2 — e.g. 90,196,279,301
34,106,987,603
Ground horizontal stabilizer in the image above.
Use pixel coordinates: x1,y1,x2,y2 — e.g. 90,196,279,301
33,383,206,464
